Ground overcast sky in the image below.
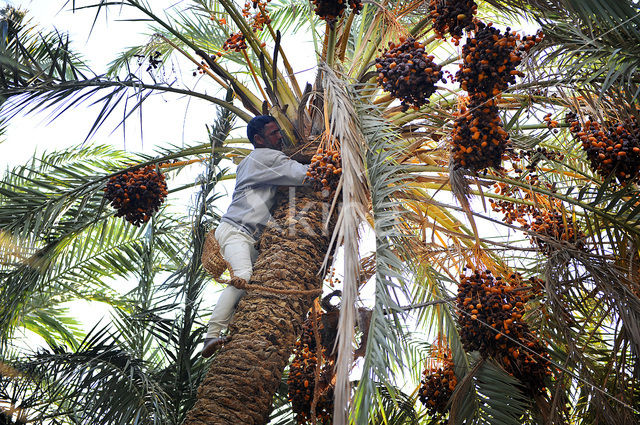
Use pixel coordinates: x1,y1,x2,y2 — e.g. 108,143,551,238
3,1,233,169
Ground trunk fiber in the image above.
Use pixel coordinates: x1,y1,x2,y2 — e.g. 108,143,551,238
184,187,332,425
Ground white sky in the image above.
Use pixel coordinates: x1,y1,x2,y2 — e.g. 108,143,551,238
3,2,205,167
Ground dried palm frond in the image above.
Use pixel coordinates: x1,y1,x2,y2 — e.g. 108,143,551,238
321,63,369,425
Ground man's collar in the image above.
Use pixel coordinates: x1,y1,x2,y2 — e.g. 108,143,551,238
253,147,282,152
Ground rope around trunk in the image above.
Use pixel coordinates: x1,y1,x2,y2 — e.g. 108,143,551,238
230,277,323,298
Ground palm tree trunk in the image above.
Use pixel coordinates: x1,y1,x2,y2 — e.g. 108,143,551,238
184,187,333,425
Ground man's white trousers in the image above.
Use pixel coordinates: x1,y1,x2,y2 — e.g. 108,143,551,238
205,221,258,338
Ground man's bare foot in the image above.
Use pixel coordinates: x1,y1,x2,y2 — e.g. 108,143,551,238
201,336,229,358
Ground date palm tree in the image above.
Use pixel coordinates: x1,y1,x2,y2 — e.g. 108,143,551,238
1,1,640,424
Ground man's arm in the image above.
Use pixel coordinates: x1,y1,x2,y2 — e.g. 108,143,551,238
248,150,309,186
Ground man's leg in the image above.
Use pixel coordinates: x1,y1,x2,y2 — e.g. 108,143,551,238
205,222,258,339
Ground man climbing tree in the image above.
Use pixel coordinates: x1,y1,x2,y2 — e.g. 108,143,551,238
202,115,309,357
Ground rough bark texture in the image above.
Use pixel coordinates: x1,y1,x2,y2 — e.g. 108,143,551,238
282,143,316,164
184,187,332,425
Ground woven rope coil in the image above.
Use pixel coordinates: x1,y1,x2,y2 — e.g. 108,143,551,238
201,228,228,279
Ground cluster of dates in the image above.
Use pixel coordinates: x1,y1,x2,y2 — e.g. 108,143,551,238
456,269,551,394
450,23,541,171
375,37,444,110
491,179,585,254
104,165,168,226
288,310,334,425
450,98,509,171
429,0,478,43
418,350,457,416
571,118,640,182
311,0,362,27
306,147,342,192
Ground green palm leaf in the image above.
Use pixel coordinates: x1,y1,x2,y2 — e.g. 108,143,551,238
486,0,640,97
450,356,530,425
352,87,416,425
5,325,171,425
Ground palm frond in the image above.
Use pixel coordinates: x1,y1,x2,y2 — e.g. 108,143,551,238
541,249,640,424
350,83,415,425
0,137,234,343
448,356,530,425
368,384,420,425
21,303,84,350
321,64,370,425
0,144,133,240
487,0,640,97
2,103,235,425
3,325,170,425
0,214,188,345
0,8,90,84
0,6,250,137
152,103,233,423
